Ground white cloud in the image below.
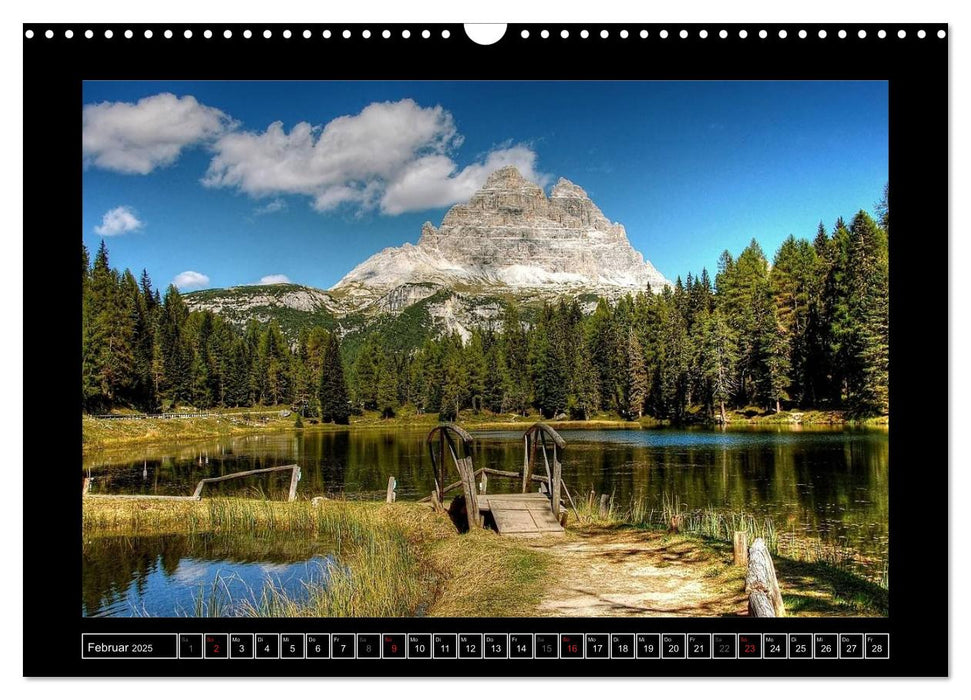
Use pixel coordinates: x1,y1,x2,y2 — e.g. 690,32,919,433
203,98,543,215
172,270,210,290
256,274,291,285
94,205,144,236
381,145,548,215
83,93,232,174
252,198,288,216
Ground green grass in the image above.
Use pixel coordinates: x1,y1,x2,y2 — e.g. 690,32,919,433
83,497,551,618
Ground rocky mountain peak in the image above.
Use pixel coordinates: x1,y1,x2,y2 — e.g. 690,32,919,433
484,164,533,187
549,177,611,229
335,168,671,295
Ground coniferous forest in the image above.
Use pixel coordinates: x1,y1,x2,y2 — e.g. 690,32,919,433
82,205,889,422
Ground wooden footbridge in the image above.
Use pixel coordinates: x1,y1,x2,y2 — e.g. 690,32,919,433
421,422,576,536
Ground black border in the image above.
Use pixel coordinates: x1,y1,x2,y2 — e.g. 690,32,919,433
23,22,948,677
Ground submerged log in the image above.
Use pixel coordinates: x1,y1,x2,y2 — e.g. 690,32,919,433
746,537,786,617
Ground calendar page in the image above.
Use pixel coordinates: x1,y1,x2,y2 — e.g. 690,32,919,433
22,22,947,677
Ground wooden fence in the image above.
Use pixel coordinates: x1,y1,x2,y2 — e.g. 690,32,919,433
83,464,302,502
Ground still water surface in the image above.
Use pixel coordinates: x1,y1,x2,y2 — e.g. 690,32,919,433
84,426,888,557
82,533,335,617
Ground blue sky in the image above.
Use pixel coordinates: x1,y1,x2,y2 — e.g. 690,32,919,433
82,81,887,291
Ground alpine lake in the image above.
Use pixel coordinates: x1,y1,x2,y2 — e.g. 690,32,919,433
82,425,888,617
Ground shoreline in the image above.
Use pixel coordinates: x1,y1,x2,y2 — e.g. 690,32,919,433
82,498,887,618
82,408,888,452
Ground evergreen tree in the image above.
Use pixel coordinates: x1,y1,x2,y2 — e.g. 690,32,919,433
823,220,854,404
482,333,506,414
353,335,381,409
844,211,890,414
531,305,568,418
771,235,818,404
588,298,619,413
619,327,648,419
87,242,137,409
81,243,97,409
465,329,487,413
438,334,467,421
696,309,738,422
155,285,192,407
318,333,350,424
500,305,530,414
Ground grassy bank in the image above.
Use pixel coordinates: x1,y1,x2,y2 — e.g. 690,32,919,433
83,498,552,618
82,413,300,451
83,404,885,452
570,494,888,617
84,496,884,617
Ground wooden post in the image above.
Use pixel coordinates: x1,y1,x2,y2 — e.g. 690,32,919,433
599,494,610,519
733,531,748,567
439,433,447,506
522,435,529,492
551,457,562,518
82,477,91,497
386,476,397,503
523,434,537,493
456,456,481,529
746,537,786,617
430,489,441,512
288,466,301,502
479,472,488,494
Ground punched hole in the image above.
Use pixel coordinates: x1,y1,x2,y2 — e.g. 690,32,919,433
464,24,506,45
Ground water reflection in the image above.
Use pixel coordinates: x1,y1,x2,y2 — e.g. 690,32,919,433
81,533,334,617
83,426,888,556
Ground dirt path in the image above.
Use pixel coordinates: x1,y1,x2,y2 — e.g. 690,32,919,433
525,528,748,617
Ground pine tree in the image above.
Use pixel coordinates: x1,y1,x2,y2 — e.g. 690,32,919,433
771,235,818,404
482,332,506,414
189,311,216,408
374,352,399,418
257,322,290,406
588,298,619,413
465,329,487,413
155,285,192,407
619,327,648,419
319,333,350,424
823,221,854,405
438,334,467,421
81,243,97,409
225,338,252,407
289,330,312,411
353,335,381,410
531,305,568,418
304,327,330,396
658,290,690,420
500,304,530,415
87,242,137,409
845,211,889,415
697,309,738,422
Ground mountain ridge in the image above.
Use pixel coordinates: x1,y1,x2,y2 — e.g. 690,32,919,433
333,166,670,298
186,167,670,340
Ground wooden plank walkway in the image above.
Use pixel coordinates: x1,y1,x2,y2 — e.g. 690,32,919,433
478,493,564,536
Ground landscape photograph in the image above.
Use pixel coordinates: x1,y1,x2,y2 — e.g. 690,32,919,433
81,80,889,619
